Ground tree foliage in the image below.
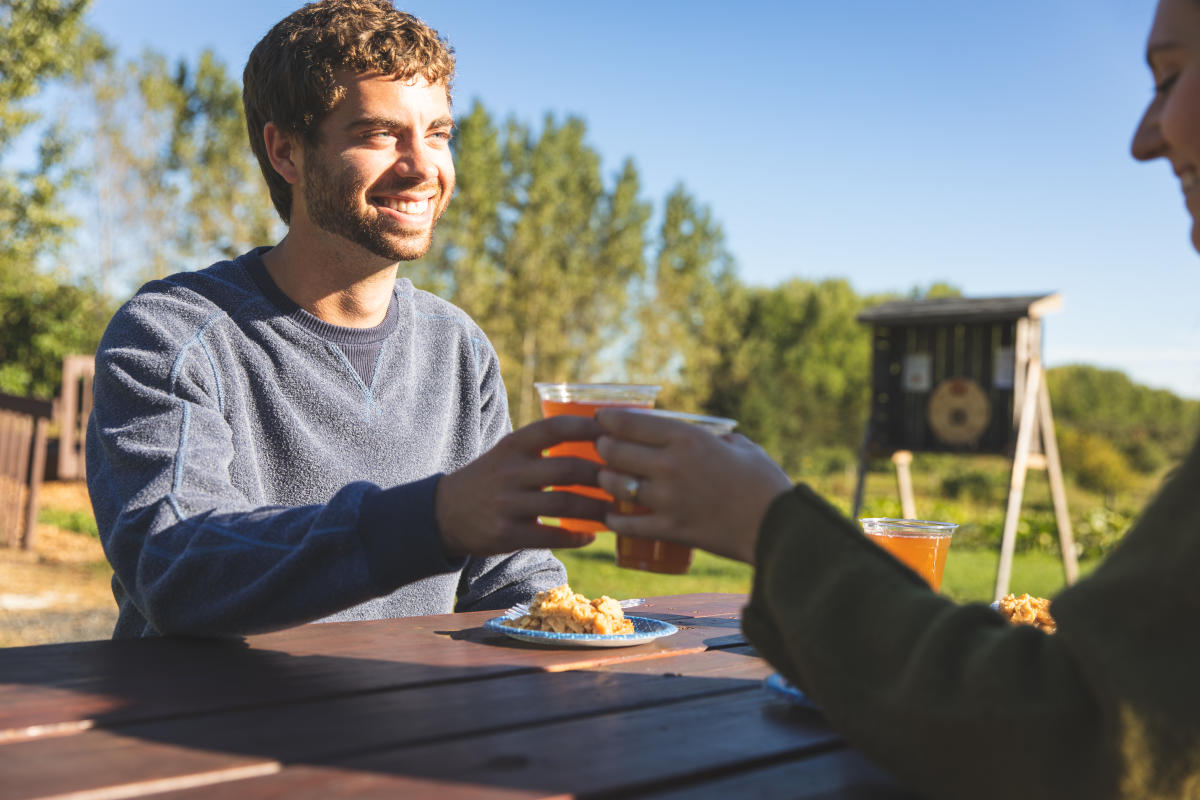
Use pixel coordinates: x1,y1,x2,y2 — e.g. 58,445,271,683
1055,425,1136,500
0,274,112,398
709,278,872,474
1047,364,1200,473
80,48,280,291
415,105,650,425
0,0,113,398
0,0,106,284
138,50,279,264
628,185,741,414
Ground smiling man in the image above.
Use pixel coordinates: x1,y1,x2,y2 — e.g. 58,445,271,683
85,0,606,639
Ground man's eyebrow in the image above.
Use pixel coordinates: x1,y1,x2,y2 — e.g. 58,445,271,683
348,115,456,130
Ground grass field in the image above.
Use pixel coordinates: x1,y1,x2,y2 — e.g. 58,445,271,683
555,532,1098,604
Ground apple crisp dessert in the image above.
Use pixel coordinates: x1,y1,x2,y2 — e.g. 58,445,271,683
996,593,1056,633
512,584,634,635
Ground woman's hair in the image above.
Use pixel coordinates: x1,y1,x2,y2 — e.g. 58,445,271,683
242,0,455,223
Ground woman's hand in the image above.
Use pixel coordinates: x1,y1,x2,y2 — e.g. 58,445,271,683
594,409,793,565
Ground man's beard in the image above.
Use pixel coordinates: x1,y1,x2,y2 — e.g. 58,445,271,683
303,154,441,262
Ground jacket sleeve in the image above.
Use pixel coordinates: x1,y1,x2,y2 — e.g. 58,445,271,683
451,327,569,611
742,484,1127,800
87,307,462,637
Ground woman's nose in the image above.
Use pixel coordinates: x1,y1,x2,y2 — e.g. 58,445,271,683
1132,100,1167,162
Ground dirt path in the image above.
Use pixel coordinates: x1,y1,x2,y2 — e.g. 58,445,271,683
0,482,117,647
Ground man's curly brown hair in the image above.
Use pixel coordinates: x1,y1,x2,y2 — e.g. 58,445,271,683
242,0,456,223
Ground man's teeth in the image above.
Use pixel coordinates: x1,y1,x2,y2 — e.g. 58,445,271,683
377,197,430,214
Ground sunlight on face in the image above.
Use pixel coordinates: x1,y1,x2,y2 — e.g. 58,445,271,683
1133,0,1200,252
301,74,456,261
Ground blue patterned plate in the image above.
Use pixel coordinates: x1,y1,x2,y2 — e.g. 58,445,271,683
763,672,820,709
483,615,678,648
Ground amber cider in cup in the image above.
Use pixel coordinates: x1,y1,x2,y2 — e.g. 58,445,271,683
859,518,957,591
535,383,661,534
611,408,737,575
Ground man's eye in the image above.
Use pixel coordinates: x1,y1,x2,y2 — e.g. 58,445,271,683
430,130,453,142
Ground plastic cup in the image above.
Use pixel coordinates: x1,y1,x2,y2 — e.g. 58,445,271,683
859,518,957,591
535,382,661,534
611,408,737,575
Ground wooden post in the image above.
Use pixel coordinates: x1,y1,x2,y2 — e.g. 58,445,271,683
892,450,916,519
851,423,872,519
1038,377,1078,585
56,354,95,481
995,359,1043,602
22,416,48,550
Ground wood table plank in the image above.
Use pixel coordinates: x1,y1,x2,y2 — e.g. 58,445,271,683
635,748,923,799
0,594,747,739
0,648,768,799
152,684,843,799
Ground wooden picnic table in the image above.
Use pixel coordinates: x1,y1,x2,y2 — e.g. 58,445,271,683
0,593,920,799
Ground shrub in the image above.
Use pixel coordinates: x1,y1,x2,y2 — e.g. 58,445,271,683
1057,427,1135,498
940,469,1002,502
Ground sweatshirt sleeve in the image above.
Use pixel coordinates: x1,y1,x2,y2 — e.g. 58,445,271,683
741,485,1119,800
87,304,462,638
449,324,569,611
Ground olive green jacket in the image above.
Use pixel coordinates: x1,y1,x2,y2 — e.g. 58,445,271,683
743,438,1200,800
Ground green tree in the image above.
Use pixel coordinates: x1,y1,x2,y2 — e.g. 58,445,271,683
0,0,112,398
629,185,742,414
139,50,279,265
417,109,649,425
0,0,106,284
76,47,280,295
0,275,112,398
498,115,644,424
713,278,871,475
80,52,177,292
412,99,506,307
1047,365,1200,472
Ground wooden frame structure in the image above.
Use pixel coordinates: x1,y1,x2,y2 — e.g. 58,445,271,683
56,354,94,481
852,294,1077,600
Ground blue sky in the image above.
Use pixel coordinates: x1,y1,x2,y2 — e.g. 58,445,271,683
83,0,1200,399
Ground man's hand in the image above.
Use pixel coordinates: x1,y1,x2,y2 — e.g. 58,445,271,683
435,415,610,558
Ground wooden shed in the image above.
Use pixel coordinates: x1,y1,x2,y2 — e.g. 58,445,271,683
856,293,1062,456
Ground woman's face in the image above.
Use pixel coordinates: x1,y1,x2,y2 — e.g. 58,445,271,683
1133,0,1200,251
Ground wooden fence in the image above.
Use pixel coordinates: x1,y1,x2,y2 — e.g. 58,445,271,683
0,392,53,550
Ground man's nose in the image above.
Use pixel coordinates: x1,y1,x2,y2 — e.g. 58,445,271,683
392,136,438,181
1132,101,1167,162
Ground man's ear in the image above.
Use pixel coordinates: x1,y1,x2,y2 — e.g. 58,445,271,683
263,122,301,185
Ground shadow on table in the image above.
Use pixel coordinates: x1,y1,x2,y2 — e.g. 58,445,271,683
1,627,919,799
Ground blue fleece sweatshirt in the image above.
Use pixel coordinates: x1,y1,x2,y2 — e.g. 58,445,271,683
86,247,566,638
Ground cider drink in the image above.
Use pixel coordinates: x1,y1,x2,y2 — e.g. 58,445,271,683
535,383,660,534
610,408,737,575
859,518,957,591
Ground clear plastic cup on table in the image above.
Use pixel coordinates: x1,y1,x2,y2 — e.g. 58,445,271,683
859,517,957,591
